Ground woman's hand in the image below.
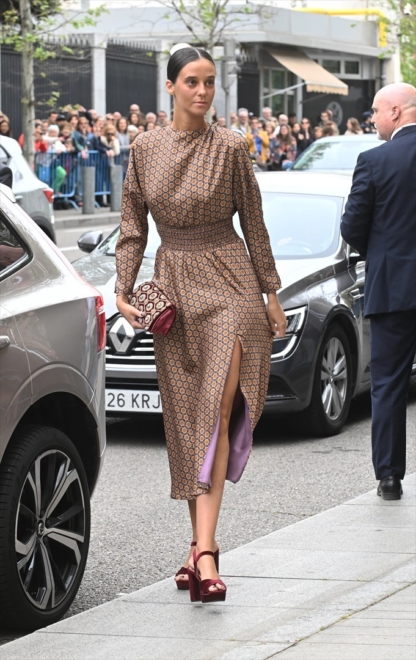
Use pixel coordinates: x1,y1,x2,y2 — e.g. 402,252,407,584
116,294,147,330
267,292,287,338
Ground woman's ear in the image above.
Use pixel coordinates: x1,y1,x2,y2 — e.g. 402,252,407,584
166,80,174,96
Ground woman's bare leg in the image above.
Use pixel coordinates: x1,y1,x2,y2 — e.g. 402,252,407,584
195,339,242,590
174,500,196,585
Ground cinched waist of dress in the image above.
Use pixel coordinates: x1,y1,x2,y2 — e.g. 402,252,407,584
157,221,240,252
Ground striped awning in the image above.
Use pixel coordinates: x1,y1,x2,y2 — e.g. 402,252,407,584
268,48,349,96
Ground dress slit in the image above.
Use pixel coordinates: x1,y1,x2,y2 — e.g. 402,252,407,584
197,337,252,490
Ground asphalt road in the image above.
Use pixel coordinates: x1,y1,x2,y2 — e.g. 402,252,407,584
1,379,415,645
72,385,416,616
55,220,117,263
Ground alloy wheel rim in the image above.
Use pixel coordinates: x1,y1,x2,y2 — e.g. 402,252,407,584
320,337,348,421
15,450,85,611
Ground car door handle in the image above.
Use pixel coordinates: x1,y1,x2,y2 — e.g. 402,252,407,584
350,288,364,301
0,336,11,350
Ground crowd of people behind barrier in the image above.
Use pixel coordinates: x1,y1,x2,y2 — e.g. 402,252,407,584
0,103,375,207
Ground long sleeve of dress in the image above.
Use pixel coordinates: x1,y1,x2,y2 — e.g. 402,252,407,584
115,140,149,294
232,138,281,293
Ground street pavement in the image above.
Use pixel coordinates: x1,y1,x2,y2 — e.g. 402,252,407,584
1,473,414,659
54,208,118,262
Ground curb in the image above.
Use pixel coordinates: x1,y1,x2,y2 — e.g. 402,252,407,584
54,212,120,230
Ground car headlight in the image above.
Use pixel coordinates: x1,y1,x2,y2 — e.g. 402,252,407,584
271,305,307,359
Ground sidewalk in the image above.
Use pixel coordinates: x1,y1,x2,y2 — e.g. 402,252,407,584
2,474,415,660
54,208,120,229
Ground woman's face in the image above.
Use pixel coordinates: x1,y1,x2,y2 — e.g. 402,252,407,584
146,122,156,131
292,122,300,133
69,115,78,128
0,120,9,134
347,119,352,130
118,118,127,132
129,113,140,125
166,58,216,119
137,125,145,134
78,118,90,133
106,128,117,141
280,125,288,136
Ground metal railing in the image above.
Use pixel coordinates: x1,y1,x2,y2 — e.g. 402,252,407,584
35,150,122,210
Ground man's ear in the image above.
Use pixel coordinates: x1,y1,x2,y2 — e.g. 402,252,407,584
391,105,400,120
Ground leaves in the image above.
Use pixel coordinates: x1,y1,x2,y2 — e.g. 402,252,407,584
157,0,257,53
378,0,416,85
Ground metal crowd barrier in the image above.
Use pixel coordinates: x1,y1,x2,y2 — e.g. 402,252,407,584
35,150,122,210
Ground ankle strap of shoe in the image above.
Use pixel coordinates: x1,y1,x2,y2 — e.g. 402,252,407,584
194,550,215,566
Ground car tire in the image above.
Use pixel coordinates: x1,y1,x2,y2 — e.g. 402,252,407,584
0,425,91,631
299,324,353,437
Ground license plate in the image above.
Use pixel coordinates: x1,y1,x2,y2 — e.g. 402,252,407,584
105,389,162,413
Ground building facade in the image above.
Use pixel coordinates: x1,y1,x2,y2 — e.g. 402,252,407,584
53,2,398,130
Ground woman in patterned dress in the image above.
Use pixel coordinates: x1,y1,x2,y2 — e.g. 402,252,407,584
115,44,286,602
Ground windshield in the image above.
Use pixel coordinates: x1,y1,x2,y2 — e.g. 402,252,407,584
97,215,161,258
259,193,342,259
98,193,342,261
293,139,379,171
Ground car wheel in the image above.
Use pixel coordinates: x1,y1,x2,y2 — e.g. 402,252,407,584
0,425,91,631
300,324,353,437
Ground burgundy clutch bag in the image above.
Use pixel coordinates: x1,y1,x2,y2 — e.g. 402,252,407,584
129,281,176,335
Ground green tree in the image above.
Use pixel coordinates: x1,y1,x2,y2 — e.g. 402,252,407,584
159,0,255,55
0,0,103,167
384,0,416,86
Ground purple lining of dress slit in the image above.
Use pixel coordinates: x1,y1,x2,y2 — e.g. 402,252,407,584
198,397,252,488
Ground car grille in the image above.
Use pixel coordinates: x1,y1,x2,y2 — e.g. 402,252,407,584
106,315,156,368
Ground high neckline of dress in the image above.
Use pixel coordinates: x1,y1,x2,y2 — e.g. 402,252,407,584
167,124,212,140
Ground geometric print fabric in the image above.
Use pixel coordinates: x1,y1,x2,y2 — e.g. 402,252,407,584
116,124,281,499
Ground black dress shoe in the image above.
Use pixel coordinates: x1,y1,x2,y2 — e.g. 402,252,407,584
377,476,403,500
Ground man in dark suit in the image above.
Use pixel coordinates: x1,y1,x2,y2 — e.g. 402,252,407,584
341,82,416,500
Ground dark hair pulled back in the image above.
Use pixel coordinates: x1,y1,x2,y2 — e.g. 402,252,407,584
167,46,215,83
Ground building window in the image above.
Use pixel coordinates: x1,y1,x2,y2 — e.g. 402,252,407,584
262,68,295,116
322,59,341,74
345,60,360,75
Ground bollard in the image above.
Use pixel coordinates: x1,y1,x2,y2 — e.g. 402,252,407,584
82,166,95,215
110,164,123,212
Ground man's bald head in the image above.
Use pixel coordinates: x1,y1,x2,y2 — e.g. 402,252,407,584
372,83,416,141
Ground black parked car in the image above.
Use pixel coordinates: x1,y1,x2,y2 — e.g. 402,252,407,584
73,171,416,436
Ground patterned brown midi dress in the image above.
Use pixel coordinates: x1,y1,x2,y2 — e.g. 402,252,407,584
115,124,281,500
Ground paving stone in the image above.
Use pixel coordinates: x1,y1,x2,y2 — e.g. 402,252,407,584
272,642,415,659
1,475,414,660
0,633,238,660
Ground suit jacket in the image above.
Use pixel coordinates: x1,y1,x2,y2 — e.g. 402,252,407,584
0,164,13,188
341,125,416,316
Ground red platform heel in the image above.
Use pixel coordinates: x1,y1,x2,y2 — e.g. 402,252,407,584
188,550,227,603
175,543,219,591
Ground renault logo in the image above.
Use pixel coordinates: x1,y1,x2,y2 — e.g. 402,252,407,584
109,317,136,353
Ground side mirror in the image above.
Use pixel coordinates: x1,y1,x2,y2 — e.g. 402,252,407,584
77,230,103,253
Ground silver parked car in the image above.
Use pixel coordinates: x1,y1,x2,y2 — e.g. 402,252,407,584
0,135,56,242
291,134,381,173
74,172,415,436
0,184,106,630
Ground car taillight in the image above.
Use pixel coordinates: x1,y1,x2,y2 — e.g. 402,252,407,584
43,188,54,204
95,294,106,352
